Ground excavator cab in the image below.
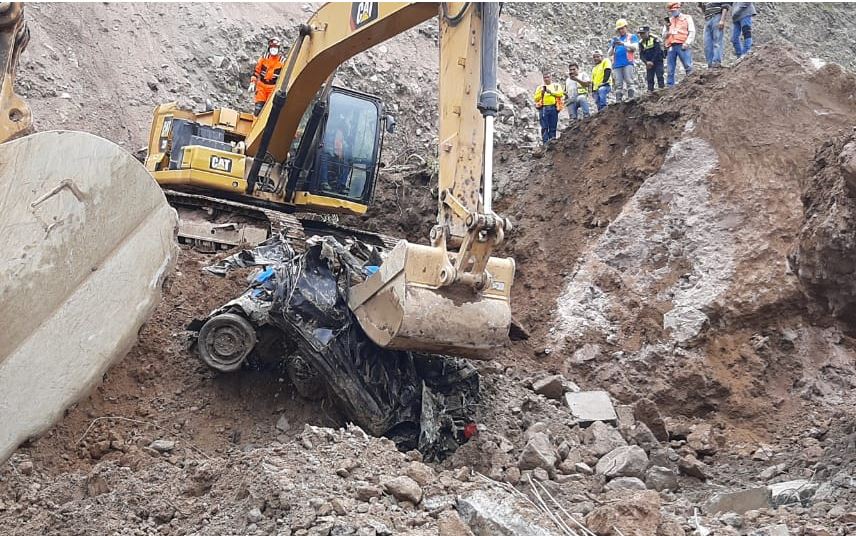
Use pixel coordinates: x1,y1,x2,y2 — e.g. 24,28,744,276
285,87,391,211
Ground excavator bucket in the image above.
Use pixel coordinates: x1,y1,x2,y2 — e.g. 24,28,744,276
0,130,178,462
348,241,514,359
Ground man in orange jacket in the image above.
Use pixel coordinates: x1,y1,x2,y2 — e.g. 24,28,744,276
249,38,285,116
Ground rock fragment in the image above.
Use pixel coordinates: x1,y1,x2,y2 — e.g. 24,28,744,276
581,420,627,457
678,453,710,480
633,398,669,442
604,476,646,491
438,510,474,536
405,461,435,487
645,465,678,491
457,489,556,536
687,423,719,455
149,439,175,453
585,490,661,536
595,445,648,479
382,475,422,504
355,483,383,502
706,487,772,514
517,432,558,472
531,374,565,400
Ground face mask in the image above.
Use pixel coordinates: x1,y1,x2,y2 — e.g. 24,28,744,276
269,47,279,55
670,10,680,17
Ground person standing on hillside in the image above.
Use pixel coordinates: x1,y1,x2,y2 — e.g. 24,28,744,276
249,38,286,116
699,2,731,68
638,26,666,91
730,2,756,58
533,73,564,144
591,51,612,111
608,19,640,102
565,63,591,122
663,2,696,86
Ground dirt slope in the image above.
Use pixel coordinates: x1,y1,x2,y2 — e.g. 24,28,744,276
3,4,856,536
491,45,856,438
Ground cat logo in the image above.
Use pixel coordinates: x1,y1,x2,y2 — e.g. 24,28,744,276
209,155,233,173
351,2,378,30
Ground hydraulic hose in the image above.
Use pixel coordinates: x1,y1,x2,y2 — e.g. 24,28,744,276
477,3,501,214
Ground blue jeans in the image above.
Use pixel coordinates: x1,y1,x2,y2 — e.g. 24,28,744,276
539,105,558,143
569,95,590,120
318,154,350,190
595,85,610,111
666,44,693,86
704,13,725,66
731,15,753,57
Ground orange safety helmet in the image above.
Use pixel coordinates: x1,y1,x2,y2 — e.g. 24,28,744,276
667,2,681,9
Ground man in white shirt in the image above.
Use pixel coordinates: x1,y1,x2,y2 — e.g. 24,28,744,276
565,62,591,121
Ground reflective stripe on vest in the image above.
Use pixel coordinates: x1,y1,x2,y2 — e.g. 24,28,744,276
617,34,636,63
536,83,563,107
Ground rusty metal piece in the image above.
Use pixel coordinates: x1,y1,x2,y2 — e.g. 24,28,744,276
0,2,30,142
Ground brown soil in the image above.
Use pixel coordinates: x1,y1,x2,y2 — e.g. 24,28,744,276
17,249,343,480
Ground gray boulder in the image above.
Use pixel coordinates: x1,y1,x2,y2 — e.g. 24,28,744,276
582,421,627,457
604,477,647,491
595,445,649,479
517,432,558,472
645,465,678,491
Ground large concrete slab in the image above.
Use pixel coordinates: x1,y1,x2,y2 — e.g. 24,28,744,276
564,390,618,424
0,130,178,462
706,487,772,514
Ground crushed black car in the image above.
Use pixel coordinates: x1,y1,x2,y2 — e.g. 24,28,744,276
189,234,481,460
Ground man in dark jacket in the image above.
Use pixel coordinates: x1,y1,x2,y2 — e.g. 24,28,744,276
638,26,665,91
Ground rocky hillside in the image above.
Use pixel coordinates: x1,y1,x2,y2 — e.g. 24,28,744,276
3,3,856,536
18,3,856,153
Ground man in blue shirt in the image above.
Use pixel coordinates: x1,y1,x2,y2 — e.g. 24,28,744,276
608,18,640,102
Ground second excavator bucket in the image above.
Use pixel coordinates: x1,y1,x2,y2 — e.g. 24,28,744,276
0,131,178,463
348,241,514,359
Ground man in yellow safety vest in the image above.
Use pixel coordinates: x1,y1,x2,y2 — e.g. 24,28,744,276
533,72,564,144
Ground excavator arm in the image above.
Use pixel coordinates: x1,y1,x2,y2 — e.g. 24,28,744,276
243,2,514,355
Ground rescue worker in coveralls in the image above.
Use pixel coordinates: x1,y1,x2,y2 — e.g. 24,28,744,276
663,2,696,86
249,38,286,116
533,72,564,145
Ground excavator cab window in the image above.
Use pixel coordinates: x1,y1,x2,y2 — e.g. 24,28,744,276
307,89,382,202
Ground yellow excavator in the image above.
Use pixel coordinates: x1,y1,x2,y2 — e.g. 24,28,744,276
145,2,515,357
